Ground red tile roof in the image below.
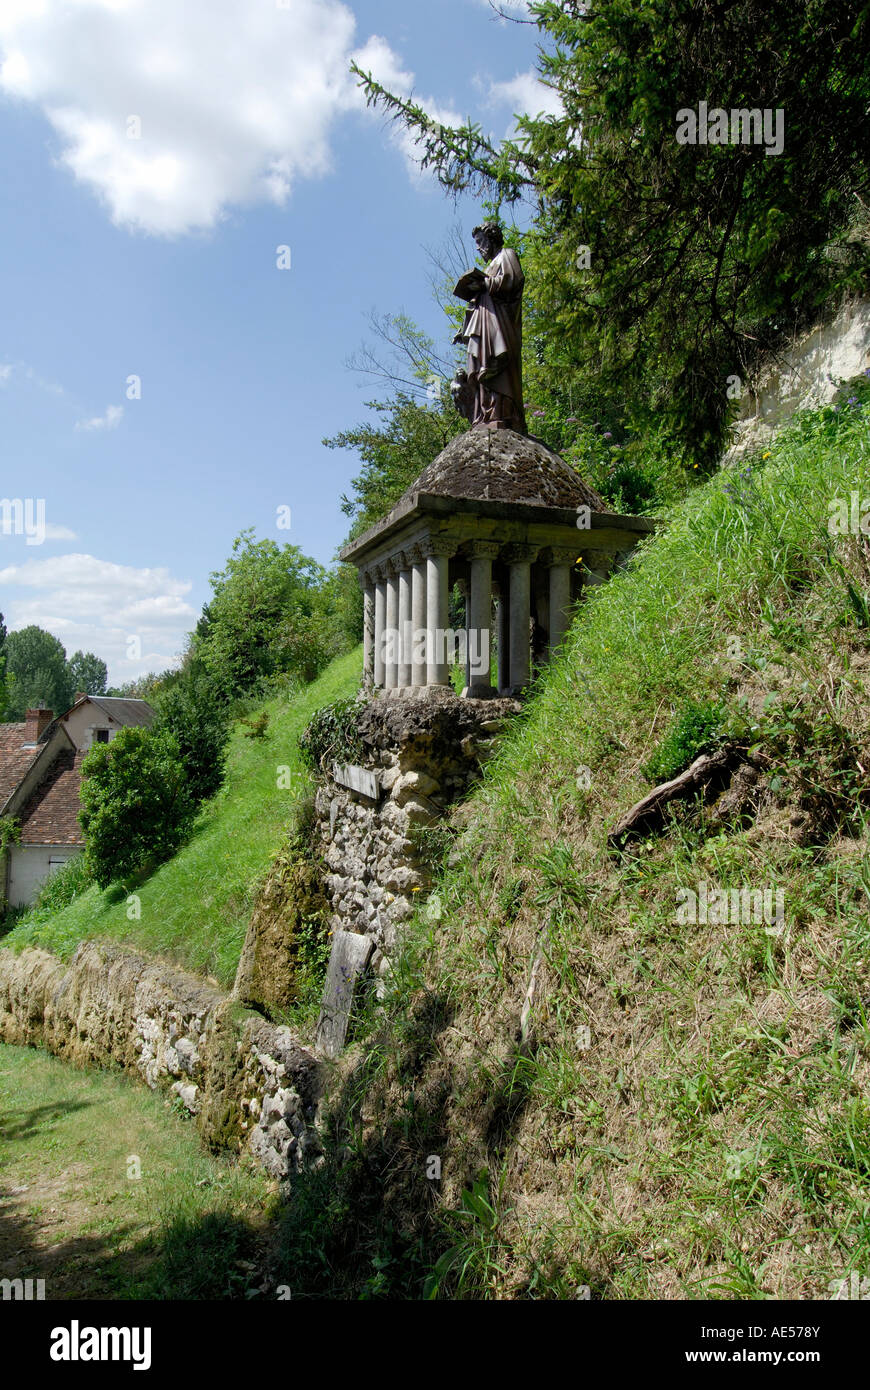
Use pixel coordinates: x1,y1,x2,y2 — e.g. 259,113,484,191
0,723,41,805
16,750,86,846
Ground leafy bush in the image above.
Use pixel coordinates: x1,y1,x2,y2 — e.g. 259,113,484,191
79,726,196,887
298,697,363,773
642,698,726,784
154,664,230,804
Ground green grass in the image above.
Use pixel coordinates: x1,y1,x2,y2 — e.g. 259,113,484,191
0,1042,272,1299
276,387,870,1299
4,648,362,988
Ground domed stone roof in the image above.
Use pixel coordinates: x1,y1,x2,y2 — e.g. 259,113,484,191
400,427,606,512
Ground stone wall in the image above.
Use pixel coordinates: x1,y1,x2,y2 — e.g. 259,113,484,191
0,939,322,1181
314,689,520,977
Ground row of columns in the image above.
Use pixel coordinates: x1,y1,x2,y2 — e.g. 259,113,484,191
362,539,580,695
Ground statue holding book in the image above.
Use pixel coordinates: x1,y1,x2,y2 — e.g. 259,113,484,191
451,222,526,434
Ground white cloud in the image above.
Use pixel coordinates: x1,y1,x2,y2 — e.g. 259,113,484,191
350,33,464,181
75,403,123,431
0,551,195,681
486,69,563,122
43,523,77,540
0,363,12,382
0,0,388,236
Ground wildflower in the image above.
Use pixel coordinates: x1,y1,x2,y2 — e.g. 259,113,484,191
533,409,545,417
762,451,771,459
603,430,612,439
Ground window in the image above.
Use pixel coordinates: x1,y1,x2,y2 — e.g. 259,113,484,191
95,728,110,744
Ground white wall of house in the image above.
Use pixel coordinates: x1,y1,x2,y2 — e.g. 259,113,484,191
5,844,81,908
59,702,120,752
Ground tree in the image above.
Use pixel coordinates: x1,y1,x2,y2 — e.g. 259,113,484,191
154,660,230,805
67,651,108,697
4,626,72,720
0,613,7,721
354,0,870,460
327,389,467,541
79,726,196,887
192,530,330,700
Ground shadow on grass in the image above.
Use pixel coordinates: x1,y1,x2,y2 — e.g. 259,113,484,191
0,1099,91,1142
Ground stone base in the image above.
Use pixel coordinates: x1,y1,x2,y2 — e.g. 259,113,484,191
314,690,521,966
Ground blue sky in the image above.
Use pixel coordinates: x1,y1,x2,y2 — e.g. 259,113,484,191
0,0,555,685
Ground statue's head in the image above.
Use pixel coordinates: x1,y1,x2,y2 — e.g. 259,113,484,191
472,221,503,258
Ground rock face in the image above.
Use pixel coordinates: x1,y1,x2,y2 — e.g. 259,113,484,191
313,689,520,975
0,939,322,1181
724,295,870,461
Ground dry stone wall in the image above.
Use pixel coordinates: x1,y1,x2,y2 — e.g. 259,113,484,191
0,939,322,1181
314,689,520,977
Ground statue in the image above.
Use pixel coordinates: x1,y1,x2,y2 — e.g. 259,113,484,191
451,222,526,434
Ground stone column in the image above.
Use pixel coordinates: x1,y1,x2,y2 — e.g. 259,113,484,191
373,567,387,689
362,571,375,688
397,554,412,689
466,541,500,694
495,579,510,694
410,547,427,688
503,544,537,695
542,547,578,659
384,559,399,690
423,537,454,687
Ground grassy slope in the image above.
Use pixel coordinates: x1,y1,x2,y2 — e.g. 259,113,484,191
5,648,361,989
276,392,870,1300
0,1042,271,1299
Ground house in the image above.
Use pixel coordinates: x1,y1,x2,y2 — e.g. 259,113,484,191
41,692,156,753
0,695,155,908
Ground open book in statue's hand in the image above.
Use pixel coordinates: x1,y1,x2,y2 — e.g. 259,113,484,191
453,268,487,301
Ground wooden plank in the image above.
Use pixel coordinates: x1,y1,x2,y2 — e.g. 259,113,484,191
315,930,374,1058
333,762,380,801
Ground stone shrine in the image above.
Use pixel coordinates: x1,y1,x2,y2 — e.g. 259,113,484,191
341,426,655,697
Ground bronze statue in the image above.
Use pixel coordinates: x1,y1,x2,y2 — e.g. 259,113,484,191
451,222,526,434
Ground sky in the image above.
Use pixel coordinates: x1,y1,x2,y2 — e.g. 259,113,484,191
0,0,558,686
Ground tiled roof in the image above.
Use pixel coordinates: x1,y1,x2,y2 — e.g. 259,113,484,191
16,750,86,846
0,723,41,806
89,697,156,726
